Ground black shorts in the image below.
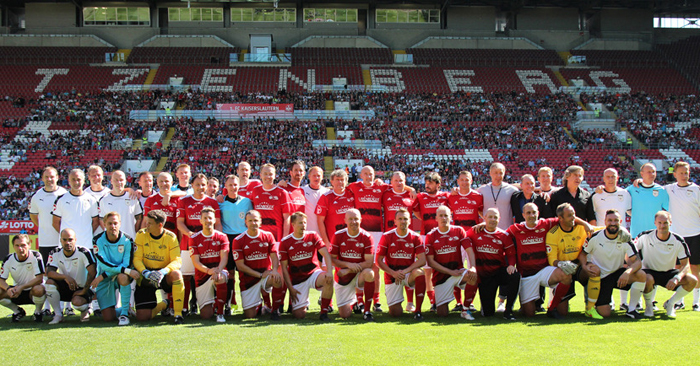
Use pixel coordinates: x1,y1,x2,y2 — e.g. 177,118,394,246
39,246,59,266
562,265,588,302
9,287,34,305
134,277,173,310
226,234,240,272
647,269,682,291
685,234,700,265
55,279,93,303
596,268,633,307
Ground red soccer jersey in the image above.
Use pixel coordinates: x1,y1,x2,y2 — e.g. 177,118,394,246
283,183,306,214
237,179,262,199
190,230,230,286
382,189,414,230
506,218,559,277
232,230,277,291
425,225,471,286
315,189,355,245
466,227,516,277
330,228,374,285
250,185,292,241
376,229,424,285
144,193,180,232
279,231,324,285
413,191,450,234
347,181,386,232
448,190,484,230
177,195,221,250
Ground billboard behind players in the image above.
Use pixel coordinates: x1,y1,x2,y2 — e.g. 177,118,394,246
216,103,294,118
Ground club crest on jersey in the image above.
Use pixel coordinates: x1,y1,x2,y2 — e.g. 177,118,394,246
652,190,659,197
303,241,313,247
118,244,124,253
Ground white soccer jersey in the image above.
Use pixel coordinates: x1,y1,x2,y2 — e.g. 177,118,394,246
303,184,329,233
52,192,99,249
99,192,144,239
664,183,700,237
478,183,519,230
29,186,68,248
139,190,158,208
583,228,637,278
85,186,110,201
635,230,690,272
47,247,96,286
591,188,632,229
0,251,45,287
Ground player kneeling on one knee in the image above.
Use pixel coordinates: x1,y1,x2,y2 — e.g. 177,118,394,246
233,210,283,319
46,229,98,324
332,209,376,320
375,208,427,319
280,212,334,320
0,235,47,323
426,206,478,318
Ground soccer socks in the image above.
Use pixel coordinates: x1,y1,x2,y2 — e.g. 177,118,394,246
262,292,272,309
183,276,192,311
364,280,375,312
355,290,364,305
693,288,700,305
227,278,237,306
216,283,227,315
320,297,332,314
119,284,131,317
151,300,169,319
45,284,62,315
272,284,286,312
427,290,436,305
627,281,645,311
668,286,691,307
172,278,185,317
414,275,426,312
405,287,414,304
643,290,654,311
0,298,19,313
463,283,478,307
586,276,601,310
32,294,46,314
619,290,628,306
373,292,380,305
549,283,570,310
454,287,463,305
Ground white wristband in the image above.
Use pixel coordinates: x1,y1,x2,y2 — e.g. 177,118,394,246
673,274,682,282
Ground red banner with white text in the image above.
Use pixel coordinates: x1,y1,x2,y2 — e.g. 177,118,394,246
0,220,37,234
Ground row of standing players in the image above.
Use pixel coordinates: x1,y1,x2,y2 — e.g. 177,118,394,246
2,159,699,323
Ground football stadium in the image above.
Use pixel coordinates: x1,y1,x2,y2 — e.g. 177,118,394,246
1,0,700,364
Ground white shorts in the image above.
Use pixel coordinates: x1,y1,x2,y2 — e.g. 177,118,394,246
385,277,414,307
334,274,362,308
519,266,557,304
195,272,229,308
241,276,272,311
434,270,468,307
291,269,323,311
180,250,195,276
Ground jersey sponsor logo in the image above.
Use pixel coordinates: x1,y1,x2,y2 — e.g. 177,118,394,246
290,252,314,261
389,250,413,259
521,237,543,245
436,246,457,255
341,250,363,259
476,246,500,254
200,249,220,259
245,252,269,261
357,197,380,203
144,253,165,262
424,201,444,209
454,208,476,215
387,203,407,211
334,207,351,215
256,203,275,211
232,251,239,261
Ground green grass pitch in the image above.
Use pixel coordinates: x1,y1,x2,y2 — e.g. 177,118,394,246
1,282,699,365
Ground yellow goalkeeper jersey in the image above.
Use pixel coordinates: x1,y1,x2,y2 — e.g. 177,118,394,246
134,228,181,274
546,224,602,265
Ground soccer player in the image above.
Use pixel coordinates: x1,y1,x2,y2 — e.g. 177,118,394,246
85,165,110,202
663,162,700,311
463,208,520,320
636,211,698,318
45,229,97,324
0,235,47,323
425,205,477,319
52,169,99,249
316,169,355,248
190,207,230,322
330,209,376,321
137,171,157,207
206,177,220,198
279,212,334,320
30,166,67,315
219,174,253,313
133,210,185,324
511,174,552,223
548,165,595,223
172,163,194,195
283,160,307,214
546,203,600,318
143,172,180,232
99,170,143,239
250,163,292,241
477,162,519,230
506,203,570,317
627,163,668,237
237,161,262,199
302,166,329,235
578,209,647,319
375,208,427,320
536,166,559,195
177,173,222,315
91,212,139,325
382,171,414,231
233,210,284,319
590,168,631,227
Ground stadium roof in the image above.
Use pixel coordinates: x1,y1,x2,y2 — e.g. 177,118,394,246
1,0,699,14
